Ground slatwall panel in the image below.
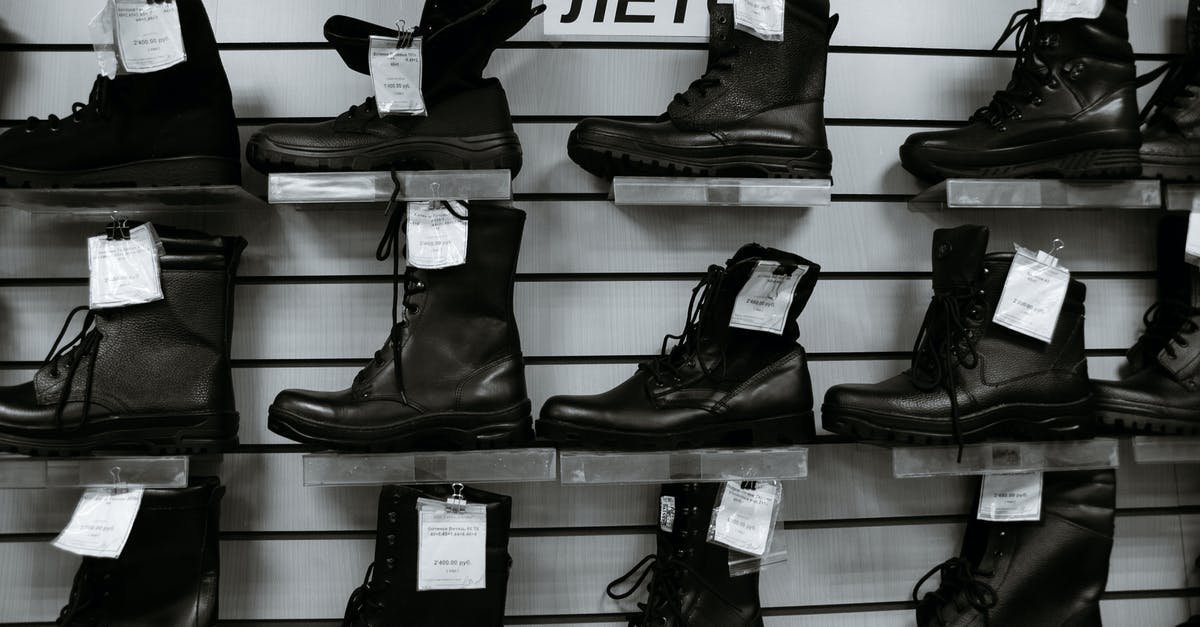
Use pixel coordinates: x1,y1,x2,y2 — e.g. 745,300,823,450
1,0,1198,625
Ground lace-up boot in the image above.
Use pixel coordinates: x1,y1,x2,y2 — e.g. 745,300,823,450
56,477,224,626
245,0,543,176
538,244,820,449
567,0,837,179
0,0,239,188
914,470,1114,627
901,1,1141,182
1093,214,1200,433
0,227,246,455
342,484,512,627
607,483,762,626
822,225,1093,447
1139,0,1200,180
269,205,533,451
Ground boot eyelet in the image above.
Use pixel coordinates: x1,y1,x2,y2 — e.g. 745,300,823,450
717,15,726,23
387,512,398,523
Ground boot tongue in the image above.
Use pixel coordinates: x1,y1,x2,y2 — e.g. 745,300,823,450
931,225,989,292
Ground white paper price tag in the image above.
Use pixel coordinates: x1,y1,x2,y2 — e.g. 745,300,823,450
733,0,784,40
660,495,676,532
370,36,426,116
114,0,187,73
710,482,779,556
977,472,1043,522
1041,0,1104,22
992,247,1069,343
417,501,487,591
53,488,144,558
1186,211,1200,267
88,224,164,310
407,201,469,269
729,261,806,335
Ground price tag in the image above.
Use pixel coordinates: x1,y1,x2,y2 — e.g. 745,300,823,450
733,0,784,40
1041,0,1104,22
992,246,1069,343
369,35,426,116
416,499,487,591
729,261,807,335
113,0,187,73
709,481,780,556
977,472,1043,522
1186,211,1200,267
53,488,144,558
88,223,165,310
406,201,469,269
659,495,676,532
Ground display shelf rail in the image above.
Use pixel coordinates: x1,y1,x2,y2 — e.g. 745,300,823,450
1131,436,1200,464
268,170,513,204
1164,183,1200,212
0,455,189,489
558,447,808,485
301,448,557,486
0,185,265,215
892,438,1119,478
611,176,832,207
908,179,1161,211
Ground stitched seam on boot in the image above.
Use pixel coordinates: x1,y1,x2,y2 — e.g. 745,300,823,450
714,350,803,413
453,354,522,410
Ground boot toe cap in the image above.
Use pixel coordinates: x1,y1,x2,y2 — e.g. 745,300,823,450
269,388,342,427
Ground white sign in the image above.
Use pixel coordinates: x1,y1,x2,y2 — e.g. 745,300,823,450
710,481,779,556
88,223,164,310
1186,210,1200,267
53,488,145,558
1041,0,1104,22
978,472,1043,522
369,36,426,116
407,201,469,269
993,246,1069,343
114,0,187,73
729,261,807,335
417,501,487,591
542,0,709,38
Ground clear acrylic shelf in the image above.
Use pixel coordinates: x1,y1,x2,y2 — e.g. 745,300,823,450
909,179,1162,211
0,455,189,489
1131,436,1200,464
892,438,1119,478
268,170,513,204
558,447,808,485
611,177,832,207
1164,184,1200,212
0,185,265,215
301,448,557,486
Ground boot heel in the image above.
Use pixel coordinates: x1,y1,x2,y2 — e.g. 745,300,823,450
745,412,816,445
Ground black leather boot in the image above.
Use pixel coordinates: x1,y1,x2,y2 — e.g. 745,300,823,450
56,477,224,626
901,1,1141,182
0,0,240,188
1139,0,1200,180
246,0,543,176
538,244,819,449
269,205,534,451
1180,616,1200,626
342,484,513,627
913,470,1114,627
0,227,246,455
823,225,1093,446
607,483,763,626
567,0,836,179
1093,214,1200,434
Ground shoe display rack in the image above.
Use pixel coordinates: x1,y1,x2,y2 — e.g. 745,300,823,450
0,185,267,215
908,179,1164,212
892,438,1120,478
610,177,833,208
558,446,809,484
0,455,189,489
267,170,514,204
301,448,558,486
1130,437,1200,463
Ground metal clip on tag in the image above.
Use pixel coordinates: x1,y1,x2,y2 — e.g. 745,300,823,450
1049,238,1065,257
445,482,468,513
773,264,796,277
106,213,131,241
394,20,416,49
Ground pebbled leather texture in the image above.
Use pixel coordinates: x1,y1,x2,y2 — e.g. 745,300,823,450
916,470,1114,627
270,205,530,445
0,226,245,435
343,484,513,627
0,0,240,174
58,478,224,626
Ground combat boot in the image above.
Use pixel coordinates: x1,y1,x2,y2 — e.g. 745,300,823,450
1139,0,1200,180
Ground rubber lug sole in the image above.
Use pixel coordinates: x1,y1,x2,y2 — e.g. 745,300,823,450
0,412,239,457
568,131,832,180
900,147,1142,181
821,402,1095,445
267,401,536,452
0,156,241,189
246,132,524,177
535,412,815,451
1094,403,1200,436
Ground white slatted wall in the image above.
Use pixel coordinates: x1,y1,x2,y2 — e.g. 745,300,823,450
0,0,1198,624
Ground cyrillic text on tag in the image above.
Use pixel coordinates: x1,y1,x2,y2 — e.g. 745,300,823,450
53,488,144,558
733,0,784,40
709,481,780,556
729,261,806,335
114,0,187,73
978,472,1043,522
416,499,487,591
88,223,165,310
1041,0,1104,22
406,201,469,269
370,36,426,116
992,246,1069,343
660,496,676,532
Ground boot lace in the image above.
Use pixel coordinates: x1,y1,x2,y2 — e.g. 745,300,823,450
908,283,986,460
913,557,998,626
970,9,1059,130
26,76,110,133
1136,300,1200,362
1136,57,1200,125
671,43,739,110
41,306,104,432
606,554,739,626
342,563,387,626
56,562,115,626
638,267,727,387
